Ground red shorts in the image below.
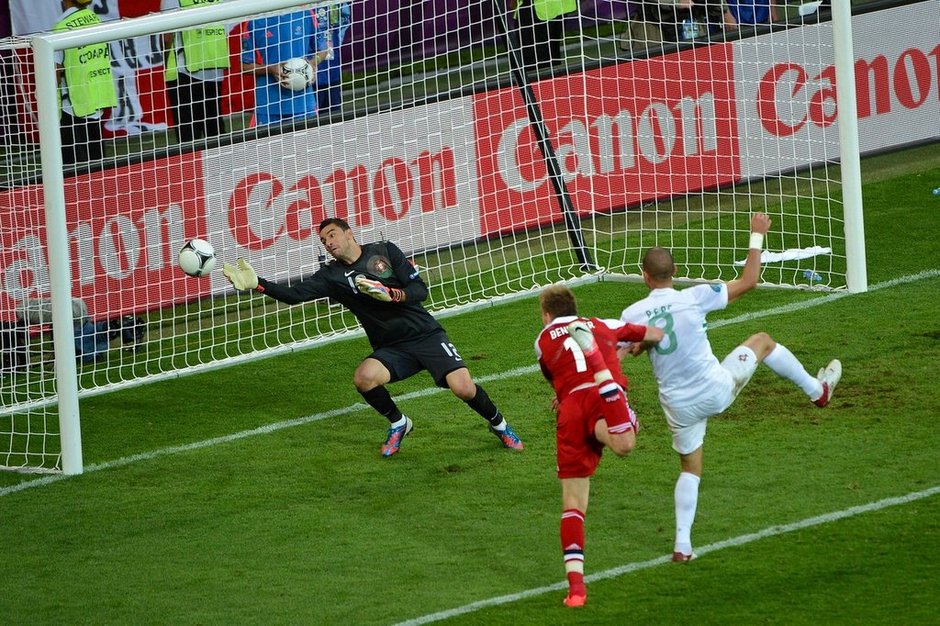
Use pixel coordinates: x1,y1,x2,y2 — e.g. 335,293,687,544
556,387,607,479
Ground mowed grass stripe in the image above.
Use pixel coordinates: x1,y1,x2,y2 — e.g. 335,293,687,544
395,485,940,625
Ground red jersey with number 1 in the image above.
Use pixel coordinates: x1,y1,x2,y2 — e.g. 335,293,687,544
536,316,649,399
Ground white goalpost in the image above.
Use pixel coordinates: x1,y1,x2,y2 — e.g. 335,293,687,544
831,0,866,294
8,0,934,474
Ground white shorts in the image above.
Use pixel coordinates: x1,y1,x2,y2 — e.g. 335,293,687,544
662,345,759,455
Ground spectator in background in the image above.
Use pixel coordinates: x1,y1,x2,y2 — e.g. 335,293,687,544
313,1,351,116
240,9,331,126
508,0,575,74
53,0,117,165
724,0,779,27
619,2,663,55
649,0,736,43
161,0,230,144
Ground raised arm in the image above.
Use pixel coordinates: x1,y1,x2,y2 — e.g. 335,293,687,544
726,212,771,303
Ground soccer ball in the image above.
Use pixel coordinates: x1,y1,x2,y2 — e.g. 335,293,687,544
281,57,314,92
178,238,217,277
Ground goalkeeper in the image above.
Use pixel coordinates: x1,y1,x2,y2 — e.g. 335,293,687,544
223,218,524,457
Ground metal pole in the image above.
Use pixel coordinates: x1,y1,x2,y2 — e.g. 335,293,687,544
32,36,84,475
493,2,595,271
831,1,867,293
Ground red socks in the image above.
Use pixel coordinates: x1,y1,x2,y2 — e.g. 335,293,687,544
561,508,586,595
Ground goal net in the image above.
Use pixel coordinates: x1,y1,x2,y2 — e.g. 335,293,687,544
9,0,932,473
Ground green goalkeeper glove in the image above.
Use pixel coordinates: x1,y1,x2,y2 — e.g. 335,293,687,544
223,258,259,291
355,275,404,302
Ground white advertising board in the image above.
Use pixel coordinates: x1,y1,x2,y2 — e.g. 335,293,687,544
201,98,481,288
735,0,940,179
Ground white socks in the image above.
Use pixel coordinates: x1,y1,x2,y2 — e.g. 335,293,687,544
763,343,824,400
674,472,700,554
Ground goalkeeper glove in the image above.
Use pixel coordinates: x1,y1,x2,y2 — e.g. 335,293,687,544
222,258,259,291
355,275,404,302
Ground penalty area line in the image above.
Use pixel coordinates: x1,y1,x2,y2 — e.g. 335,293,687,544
394,485,940,626
2,269,938,499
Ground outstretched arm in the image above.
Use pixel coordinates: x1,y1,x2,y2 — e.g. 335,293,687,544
726,212,771,303
223,258,329,304
615,322,644,343
598,319,664,357
622,325,665,357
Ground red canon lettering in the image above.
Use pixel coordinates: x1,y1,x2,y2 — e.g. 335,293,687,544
856,55,892,118
758,63,809,137
759,45,939,137
325,164,372,227
228,172,284,251
498,92,722,193
414,149,457,213
286,175,328,241
893,48,935,109
808,65,838,129
227,149,458,250
373,157,413,222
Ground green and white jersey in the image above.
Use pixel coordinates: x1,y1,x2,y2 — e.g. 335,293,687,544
620,284,729,409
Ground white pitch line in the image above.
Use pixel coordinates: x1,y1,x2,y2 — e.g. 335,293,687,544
394,485,940,626
709,268,940,330
2,269,938,499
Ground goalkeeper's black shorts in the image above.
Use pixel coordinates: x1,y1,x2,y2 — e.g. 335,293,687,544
369,330,466,388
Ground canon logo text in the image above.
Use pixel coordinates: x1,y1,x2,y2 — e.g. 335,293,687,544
227,148,457,250
497,95,719,192
757,45,939,136
1,205,185,303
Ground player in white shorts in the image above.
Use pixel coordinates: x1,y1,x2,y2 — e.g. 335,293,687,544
620,213,842,562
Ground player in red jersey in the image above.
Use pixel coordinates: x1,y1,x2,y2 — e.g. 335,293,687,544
536,284,663,607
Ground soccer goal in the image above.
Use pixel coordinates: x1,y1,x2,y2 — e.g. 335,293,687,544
8,0,924,474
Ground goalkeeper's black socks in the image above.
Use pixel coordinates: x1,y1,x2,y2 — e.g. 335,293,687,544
360,386,403,423
465,385,505,430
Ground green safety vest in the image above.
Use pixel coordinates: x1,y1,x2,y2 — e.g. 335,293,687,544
533,0,576,21
166,0,230,81
53,8,117,118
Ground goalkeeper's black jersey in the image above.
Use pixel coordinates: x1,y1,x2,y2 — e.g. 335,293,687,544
257,241,443,349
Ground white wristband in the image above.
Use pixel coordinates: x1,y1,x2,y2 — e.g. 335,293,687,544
748,232,764,251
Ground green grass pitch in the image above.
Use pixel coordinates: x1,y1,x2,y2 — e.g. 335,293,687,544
1,144,939,624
